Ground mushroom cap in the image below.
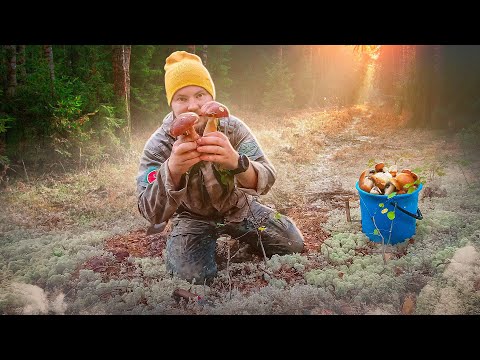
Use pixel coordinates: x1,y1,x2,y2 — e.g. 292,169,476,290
170,112,200,137
375,162,385,173
388,165,398,177
359,169,375,192
200,101,230,118
389,178,402,190
400,169,418,182
371,172,392,190
395,172,415,189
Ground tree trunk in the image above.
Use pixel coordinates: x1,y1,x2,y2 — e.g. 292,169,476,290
123,45,131,103
67,45,77,75
409,45,435,128
432,45,445,127
304,45,314,107
201,45,208,66
396,45,407,114
43,45,55,97
112,45,132,142
382,45,396,96
188,45,196,54
378,45,404,113
309,46,322,107
5,45,17,98
16,45,26,84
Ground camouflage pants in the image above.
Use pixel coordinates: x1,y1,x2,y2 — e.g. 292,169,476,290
165,201,304,284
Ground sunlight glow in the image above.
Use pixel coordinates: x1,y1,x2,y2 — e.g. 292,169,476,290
353,45,382,60
354,45,382,104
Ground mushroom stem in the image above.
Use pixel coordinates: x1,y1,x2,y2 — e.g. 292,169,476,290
203,116,218,136
384,182,396,195
184,127,200,141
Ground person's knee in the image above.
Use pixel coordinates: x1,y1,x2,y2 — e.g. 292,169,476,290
248,204,305,255
274,216,304,253
283,218,305,253
261,219,305,256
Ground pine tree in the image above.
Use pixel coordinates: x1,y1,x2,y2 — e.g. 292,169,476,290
262,55,294,112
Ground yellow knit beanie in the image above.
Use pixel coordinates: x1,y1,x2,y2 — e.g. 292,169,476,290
164,51,216,106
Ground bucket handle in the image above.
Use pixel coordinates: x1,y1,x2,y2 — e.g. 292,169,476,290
391,202,423,220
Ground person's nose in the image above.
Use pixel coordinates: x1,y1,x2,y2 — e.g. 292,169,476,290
187,98,200,113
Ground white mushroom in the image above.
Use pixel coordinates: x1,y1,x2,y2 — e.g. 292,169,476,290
371,171,392,191
384,178,401,195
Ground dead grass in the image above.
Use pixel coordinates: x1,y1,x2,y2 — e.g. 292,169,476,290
237,108,335,165
0,135,152,232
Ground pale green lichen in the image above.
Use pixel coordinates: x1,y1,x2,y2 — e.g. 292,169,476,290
320,233,369,265
267,253,308,272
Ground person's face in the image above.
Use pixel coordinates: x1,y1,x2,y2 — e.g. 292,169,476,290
171,85,213,135
171,85,213,117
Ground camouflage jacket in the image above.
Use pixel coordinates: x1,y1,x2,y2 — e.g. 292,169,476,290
136,112,276,224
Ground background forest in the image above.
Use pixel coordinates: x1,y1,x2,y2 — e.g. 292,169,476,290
1,45,480,175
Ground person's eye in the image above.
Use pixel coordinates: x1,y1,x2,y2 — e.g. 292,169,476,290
197,93,205,99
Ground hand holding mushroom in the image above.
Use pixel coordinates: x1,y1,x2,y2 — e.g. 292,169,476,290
195,101,238,169
196,130,239,171
168,112,204,188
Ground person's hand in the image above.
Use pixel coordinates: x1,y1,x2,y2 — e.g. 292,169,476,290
196,132,239,170
168,134,202,186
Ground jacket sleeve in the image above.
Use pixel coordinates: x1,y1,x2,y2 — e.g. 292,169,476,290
230,117,277,196
136,129,189,224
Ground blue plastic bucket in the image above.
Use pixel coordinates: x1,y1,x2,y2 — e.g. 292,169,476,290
355,181,423,244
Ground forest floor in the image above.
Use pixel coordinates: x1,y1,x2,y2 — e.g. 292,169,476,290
1,104,480,315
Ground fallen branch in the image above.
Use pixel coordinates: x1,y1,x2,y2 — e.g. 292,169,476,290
172,288,201,302
345,200,351,222
22,159,30,182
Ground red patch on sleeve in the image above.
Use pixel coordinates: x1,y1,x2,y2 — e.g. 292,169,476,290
147,169,157,184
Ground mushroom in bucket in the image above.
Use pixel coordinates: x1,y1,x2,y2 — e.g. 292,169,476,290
358,162,420,195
